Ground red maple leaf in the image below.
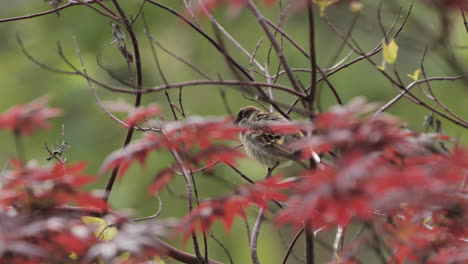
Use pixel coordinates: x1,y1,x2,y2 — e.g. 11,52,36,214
0,96,62,135
177,176,292,240
2,160,106,210
124,105,160,127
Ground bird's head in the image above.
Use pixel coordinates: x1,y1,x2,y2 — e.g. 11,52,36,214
233,106,262,126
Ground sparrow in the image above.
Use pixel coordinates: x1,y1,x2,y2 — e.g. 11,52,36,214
233,106,309,169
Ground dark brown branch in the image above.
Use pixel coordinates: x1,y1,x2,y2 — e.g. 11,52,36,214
281,228,304,264
265,19,310,60
72,0,119,20
146,80,305,98
307,0,318,114
145,0,290,117
244,0,304,97
104,0,145,202
0,1,118,23
461,9,468,33
305,222,314,264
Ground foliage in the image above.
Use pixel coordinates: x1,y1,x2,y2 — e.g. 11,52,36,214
0,1,467,264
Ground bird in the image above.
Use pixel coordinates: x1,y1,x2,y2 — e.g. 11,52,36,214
233,106,316,172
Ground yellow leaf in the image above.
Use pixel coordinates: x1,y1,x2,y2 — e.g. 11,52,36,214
69,252,78,260
424,216,432,224
407,69,421,81
154,256,167,264
350,2,364,13
82,216,118,241
312,0,338,17
382,39,399,64
376,65,386,71
118,252,130,261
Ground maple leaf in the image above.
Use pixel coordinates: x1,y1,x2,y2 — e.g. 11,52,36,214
0,96,62,135
162,117,242,150
101,134,161,176
277,100,468,232
105,100,160,127
124,105,160,127
102,117,244,180
0,212,98,262
1,160,106,210
149,168,175,194
177,176,292,240
192,146,246,167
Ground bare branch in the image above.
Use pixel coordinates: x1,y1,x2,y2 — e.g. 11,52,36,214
374,75,468,127
305,222,315,264
462,9,468,33
281,228,304,264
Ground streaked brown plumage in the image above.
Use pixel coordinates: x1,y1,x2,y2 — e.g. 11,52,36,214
234,106,304,168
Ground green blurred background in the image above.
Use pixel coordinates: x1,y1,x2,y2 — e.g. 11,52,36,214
0,1,466,263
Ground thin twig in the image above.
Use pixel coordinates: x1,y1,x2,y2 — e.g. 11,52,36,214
189,171,209,263
419,49,468,124
218,83,233,117
461,8,468,33
149,35,213,80
131,0,146,25
244,0,304,97
210,232,234,264
142,13,178,120
133,195,163,222
281,228,304,264
373,75,468,126
0,1,118,23
161,126,203,262
72,37,131,129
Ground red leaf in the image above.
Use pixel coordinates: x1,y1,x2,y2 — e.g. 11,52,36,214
101,135,160,176
124,105,160,127
0,96,62,135
177,175,291,240
149,168,175,194
76,193,108,210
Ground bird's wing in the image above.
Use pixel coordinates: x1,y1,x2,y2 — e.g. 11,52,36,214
250,130,298,158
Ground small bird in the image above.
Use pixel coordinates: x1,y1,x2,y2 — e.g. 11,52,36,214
233,106,309,170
